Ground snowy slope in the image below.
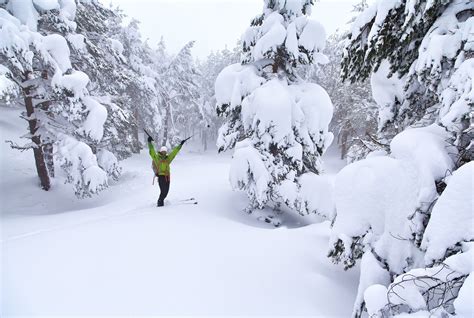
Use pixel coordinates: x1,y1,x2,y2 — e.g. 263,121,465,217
1,106,356,316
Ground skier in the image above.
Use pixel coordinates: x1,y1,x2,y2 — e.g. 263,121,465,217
148,136,186,207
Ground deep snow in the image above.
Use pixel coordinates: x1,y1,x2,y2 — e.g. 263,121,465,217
1,106,357,316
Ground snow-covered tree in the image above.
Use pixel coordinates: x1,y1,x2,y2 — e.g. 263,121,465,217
0,0,114,197
152,41,200,147
73,1,142,160
328,0,473,316
328,124,462,316
341,0,473,161
338,160,473,318
119,19,162,148
301,32,379,162
0,63,19,104
216,0,334,223
197,44,240,150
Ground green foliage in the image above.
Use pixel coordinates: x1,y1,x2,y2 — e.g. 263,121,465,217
341,1,451,83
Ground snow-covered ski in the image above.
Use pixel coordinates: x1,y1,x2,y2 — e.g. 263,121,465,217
175,201,198,205
176,197,198,205
158,198,198,207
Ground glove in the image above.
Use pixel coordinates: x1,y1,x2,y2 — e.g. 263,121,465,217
180,139,186,146
147,136,153,143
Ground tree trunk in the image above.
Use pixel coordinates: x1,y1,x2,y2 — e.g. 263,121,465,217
340,130,349,160
132,109,140,152
162,102,171,146
272,62,278,73
202,129,207,151
23,76,51,191
40,71,54,178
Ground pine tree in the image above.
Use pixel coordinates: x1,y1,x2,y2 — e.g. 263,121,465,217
216,0,334,222
154,41,200,146
0,1,110,197
73,1,141,161
329,1,474,316
198,44,240,150
341,0,473,162
300,32,379,162
119,22,163,145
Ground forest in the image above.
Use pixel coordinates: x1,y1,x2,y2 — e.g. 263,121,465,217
1,0,472,317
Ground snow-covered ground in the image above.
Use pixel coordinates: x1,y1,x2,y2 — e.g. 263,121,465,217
1,106,357,316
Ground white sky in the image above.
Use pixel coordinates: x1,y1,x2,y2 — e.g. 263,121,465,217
103,0,361,59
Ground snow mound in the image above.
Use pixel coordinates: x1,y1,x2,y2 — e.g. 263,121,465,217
53,70,89,98
5,0,76,32
242,3,327,66
33,0,60,11
97,149,121,181
58,0,76,21
229,140,270,208
251,12,286,61
333,156,414,237
0,9,31,70
421,162,474,264
299,19,326,56
390,124,456,205
291,82,334,152
6,0,39,31
364,284,389,316
454,273,473,317
58,136,108,198
390,125,454,181
67,34,86,52
41,33,72,72
214,63,264,108
78,96,108,142
298,173,335,219
110,38,125,61
242,78,293,144
0,65,17,98
353,250,391,317
331,156,420,273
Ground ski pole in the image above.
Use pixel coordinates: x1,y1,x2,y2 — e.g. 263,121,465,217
183,135,194,142
144,129,154,141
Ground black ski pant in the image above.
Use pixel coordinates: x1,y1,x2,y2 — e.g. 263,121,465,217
157,175,170,206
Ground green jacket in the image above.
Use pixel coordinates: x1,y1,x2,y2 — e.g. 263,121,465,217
148,142,182,176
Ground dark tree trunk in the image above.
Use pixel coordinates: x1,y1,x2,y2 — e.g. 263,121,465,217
202,129,208,151
40,70,54,178
340,130,349,160
272,62,278,73
23,76,51,191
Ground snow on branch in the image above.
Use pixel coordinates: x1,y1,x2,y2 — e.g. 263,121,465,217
5,140,37,151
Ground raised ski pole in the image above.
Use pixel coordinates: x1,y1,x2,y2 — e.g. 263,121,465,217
183,135,194,142
144,129,154,141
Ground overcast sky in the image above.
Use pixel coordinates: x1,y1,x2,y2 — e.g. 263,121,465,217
102,0,361,59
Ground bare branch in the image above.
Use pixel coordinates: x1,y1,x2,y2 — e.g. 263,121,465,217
5,140,37,151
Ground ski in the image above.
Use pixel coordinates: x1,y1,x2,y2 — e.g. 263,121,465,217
156,198,198,207
175,197,198,205
167,200,198,206
176,201,198,205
